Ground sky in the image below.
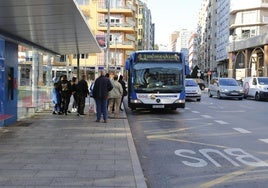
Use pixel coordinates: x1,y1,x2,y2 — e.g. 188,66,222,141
145,0,202,45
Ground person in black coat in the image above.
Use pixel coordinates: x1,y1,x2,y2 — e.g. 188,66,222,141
118,75,127,111
76,75,89,116
58,75,72,115
71,77,78,112
93,70,113,123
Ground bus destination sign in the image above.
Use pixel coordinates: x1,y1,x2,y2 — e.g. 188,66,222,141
136,52,181,62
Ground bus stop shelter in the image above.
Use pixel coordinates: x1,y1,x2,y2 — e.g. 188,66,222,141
0,0,101,126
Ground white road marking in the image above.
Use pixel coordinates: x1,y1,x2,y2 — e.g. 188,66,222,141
259,139,268,144
233,128,251,134
192,111,200,113
175,148,268,167
219,110,245,113
214,120,229,125
201,115,212,119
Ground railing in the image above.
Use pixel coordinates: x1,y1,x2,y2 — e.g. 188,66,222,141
99,22,134,29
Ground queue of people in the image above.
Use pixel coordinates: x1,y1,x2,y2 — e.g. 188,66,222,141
51,71,127,123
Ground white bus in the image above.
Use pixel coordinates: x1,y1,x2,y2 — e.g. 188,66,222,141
52,66,74,82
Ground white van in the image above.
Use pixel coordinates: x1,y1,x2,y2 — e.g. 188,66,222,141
243,77,268,100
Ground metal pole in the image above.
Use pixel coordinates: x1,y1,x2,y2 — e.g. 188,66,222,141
77,54,80,80
106,0,110,71
115,36,117,68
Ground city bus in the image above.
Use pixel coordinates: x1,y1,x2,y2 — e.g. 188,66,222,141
125,50,186,111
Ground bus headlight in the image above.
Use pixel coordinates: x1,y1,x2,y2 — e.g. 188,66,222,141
174,99,185,104
130,99,142,104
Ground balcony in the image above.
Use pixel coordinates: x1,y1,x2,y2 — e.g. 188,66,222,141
126,34,136,41
109,41,135,50
230,0,268,14
98,5,135,17
98,22,135,33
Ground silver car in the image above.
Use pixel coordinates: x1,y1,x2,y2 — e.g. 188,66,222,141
208,78,244,100
185,79,202,101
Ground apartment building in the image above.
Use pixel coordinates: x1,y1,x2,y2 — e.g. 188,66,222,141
197,0,218,78
198,0,268,80
197,0,208,73
215,0,230,77
137,0,153,50
170,31,179,52
228,0,268,79
69,0,137,79
188,33,198,71
71,0,153,79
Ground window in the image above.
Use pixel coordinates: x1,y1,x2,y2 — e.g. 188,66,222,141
263,16,268,23
75,0,89,5
242,11,257,24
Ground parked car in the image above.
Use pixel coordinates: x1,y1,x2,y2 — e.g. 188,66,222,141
185,79,201,101
243,77,268,100
208,78,244,100
195,78,206,90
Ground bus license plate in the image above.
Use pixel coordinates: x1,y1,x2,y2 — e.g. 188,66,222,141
152,105,164,108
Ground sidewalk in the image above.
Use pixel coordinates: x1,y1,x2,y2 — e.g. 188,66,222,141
0,106,147,187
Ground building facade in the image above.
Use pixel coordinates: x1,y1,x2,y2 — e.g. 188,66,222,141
72,0,153,79
198,0,268,80
188,33,198,71
215,0,230,77
197,0,217,78
228,0,268,79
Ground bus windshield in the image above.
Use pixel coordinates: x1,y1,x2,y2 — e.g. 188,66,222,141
133,63,183,93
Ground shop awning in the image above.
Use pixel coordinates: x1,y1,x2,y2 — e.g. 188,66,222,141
0,0,101,55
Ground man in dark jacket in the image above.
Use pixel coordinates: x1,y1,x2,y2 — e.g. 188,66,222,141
93,70,113,123
76,75,89,116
